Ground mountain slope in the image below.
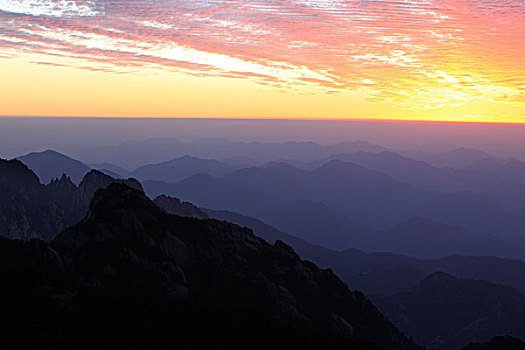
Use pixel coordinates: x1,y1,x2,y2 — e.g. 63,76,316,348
152,196,525,296
463,158,525,187
131,155,234,183
307,151,525,212
427,147,493,168
143,175,381,250
0,159,65,241
17,149,91,184
2,183,419,349
89,162,130,177
75,137,386,169
375,272,525,350
383,217,522,259
462,336,525,350
221,160,525,242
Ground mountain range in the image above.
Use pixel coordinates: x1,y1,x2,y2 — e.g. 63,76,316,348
153,194,525,349
0,158,141,241
145,163,524,258
11,150,525,259
375,272,525,349
0,182,418,349
4,156,525,348
17,150,91,185
153,195,525,296
72,137,387,169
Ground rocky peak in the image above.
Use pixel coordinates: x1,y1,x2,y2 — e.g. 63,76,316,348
49,183,418,350
47,173,77,193
154,194,209,219
0,163,146,242
79,169,143,201
0,159,43,201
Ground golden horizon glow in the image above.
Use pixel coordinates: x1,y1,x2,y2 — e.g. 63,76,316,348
0,0,524,122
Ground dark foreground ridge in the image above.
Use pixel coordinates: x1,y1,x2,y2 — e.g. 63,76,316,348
375,272,525,349
462,336,525,350
0,183,419,349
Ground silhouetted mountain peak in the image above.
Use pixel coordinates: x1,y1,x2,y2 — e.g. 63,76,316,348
153,194,209,219
49,183,418,349
16,149,91,185
47,173,76,191
313,159,394,183
0,158,42,192
79,169,143,196
86,182,156,220
421,271,457,284
130,155,233,183
40,149,66,156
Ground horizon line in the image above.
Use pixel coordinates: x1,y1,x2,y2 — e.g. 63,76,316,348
2,115,525,126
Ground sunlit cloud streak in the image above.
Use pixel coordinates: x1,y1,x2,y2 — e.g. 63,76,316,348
0,0,523,118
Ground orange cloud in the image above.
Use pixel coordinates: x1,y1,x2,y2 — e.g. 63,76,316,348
0,0,523,121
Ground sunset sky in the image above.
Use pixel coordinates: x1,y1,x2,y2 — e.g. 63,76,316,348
0,0,524,122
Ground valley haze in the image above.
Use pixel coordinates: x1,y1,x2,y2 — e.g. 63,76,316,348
3,116,525,348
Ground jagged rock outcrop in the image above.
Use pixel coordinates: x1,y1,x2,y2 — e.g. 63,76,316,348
0,159,66,241
0,159,142,241
1,183,420,349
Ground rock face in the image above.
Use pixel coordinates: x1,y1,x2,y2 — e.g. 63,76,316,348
375,272,525,350
1,183,420,349
0,159,142,241
0,159,66,241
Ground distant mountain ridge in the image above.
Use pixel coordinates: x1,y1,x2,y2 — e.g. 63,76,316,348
152,195,525,295
3,157,525,348
143,174,382,250
220,159,505,232
131,155,234,183
304,151,525,212
428,147,494,168
144,166,523,259
73,137,387,169
462,157,525,187
375,272,525,349
17,149,91,184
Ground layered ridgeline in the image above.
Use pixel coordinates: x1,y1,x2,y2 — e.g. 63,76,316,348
155,195,525,349
0,183,418,349
0,158,142,241
143,161,525,259
4,157,525,348
154,195,525,296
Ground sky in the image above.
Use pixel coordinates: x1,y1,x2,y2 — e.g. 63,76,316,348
0,0,524,122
